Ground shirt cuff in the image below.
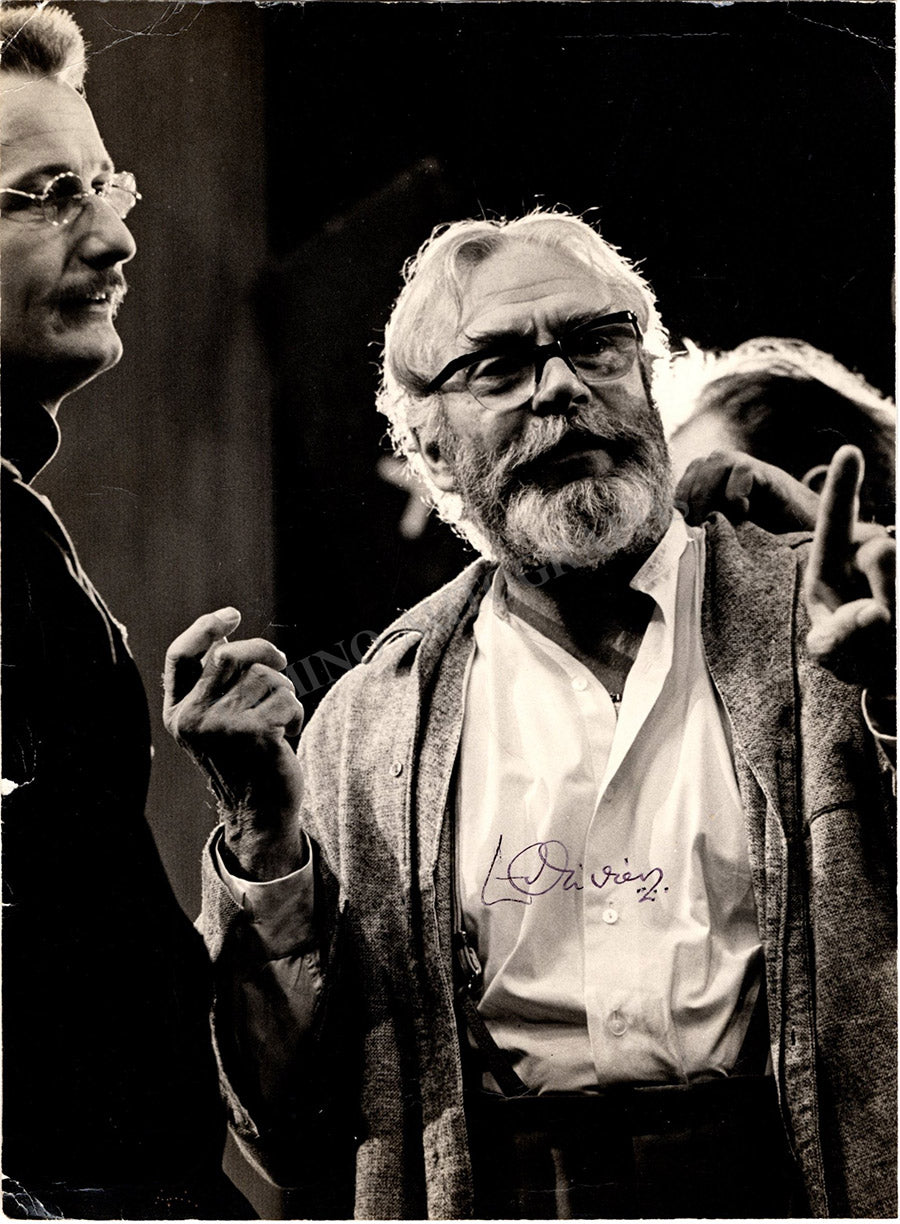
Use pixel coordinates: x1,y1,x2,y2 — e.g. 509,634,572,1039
862,689,897,745
212,826,316,957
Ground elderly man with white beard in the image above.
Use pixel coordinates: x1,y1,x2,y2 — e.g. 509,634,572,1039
164,212,896,1220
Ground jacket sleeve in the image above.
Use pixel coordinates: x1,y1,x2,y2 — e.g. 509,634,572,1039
198,825,348,1190
861,688,897,773
195,677,362,1205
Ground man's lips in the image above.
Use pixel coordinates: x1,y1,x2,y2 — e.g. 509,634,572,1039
511,433,620,486
56,280,127,313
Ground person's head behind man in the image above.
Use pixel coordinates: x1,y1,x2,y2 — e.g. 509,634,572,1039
663,337,896,523
0,5,138,417
378,211,675,575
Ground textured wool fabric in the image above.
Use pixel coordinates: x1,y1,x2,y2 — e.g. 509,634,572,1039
200,515,896,1219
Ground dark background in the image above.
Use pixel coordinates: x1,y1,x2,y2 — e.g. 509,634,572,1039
36,1,893,1210
259,0,895,694
44,0,895,942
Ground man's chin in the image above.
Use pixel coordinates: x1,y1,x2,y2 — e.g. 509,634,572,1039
7,337,124,408
499,536,627,574
472,473,672,573
52,319,123,373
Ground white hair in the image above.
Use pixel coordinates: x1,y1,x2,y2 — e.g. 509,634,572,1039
656,335,896,438
0,4,87,92
376,209,670,516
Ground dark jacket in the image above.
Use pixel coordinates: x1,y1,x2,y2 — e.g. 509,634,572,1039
202,516,896,1218
1,431,241,1220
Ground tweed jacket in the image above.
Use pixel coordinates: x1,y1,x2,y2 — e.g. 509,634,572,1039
200,515,896,1219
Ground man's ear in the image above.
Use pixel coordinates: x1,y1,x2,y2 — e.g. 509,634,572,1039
410,421,458,492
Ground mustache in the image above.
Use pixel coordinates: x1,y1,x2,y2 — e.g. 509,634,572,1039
491,416,646,494
56,272,128,310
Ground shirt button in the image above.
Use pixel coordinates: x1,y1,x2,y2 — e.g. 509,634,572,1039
607,1010,628,1037
390,761,403,777
602,907,618,925
571,676,588,692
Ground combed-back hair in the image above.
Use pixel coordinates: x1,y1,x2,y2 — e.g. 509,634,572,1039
377,209,669,463
0,4,87,92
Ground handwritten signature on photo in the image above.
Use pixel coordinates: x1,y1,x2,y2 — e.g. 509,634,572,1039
481,836,666,906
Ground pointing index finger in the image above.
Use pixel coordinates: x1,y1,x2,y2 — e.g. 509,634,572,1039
806,446,864,606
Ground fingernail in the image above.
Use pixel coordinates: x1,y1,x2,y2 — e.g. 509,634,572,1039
213,606,240,624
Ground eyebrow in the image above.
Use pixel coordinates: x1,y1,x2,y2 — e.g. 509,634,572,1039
4,160,114,191
460,326,534,351
462,308,619,352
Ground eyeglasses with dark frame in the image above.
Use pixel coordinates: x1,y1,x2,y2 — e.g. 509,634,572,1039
424,310,643,413
0,170,141,228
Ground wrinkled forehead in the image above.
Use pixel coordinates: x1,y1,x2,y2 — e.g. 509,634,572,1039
453,241,645,343
0,72,112,186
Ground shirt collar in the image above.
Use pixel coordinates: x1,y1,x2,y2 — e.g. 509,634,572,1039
482,509,693,641
628,509,691,625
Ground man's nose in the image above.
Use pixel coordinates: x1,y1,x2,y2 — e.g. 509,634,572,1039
530,353,589,416
74,196,137,267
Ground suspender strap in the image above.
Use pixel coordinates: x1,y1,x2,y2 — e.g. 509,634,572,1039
455,978,533,1098
451,820,532,1099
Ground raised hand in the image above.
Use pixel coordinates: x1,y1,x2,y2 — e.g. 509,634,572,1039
163,608,307,879
804,447,895,700
675,449,823,532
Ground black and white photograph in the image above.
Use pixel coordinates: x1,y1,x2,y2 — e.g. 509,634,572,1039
1,1,895,1219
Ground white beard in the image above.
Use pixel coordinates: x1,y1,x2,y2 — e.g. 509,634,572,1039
441,408,674,572
498,470,669,570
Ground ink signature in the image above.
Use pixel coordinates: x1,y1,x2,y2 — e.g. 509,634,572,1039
480,836,666,906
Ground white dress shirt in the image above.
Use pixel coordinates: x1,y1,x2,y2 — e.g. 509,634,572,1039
217,514,764,1095
456,513,763,1092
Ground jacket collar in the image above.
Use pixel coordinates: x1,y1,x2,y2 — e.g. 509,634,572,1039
1,401,61,484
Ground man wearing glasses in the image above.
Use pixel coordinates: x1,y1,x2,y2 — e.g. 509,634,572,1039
167,213,896,1217
1,7,244,1217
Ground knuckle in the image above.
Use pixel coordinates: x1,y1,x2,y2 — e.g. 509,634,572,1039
862,536,895,565
244,638,284,664
174,705,203,737
247,637,274,652
205,644,229,671
277,689,303,716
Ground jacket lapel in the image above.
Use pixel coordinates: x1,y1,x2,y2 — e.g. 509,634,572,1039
701,516,804,820
412,562,494,879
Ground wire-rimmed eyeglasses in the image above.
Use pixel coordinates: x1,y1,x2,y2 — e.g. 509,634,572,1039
424,310,643,413
0,170,141,227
